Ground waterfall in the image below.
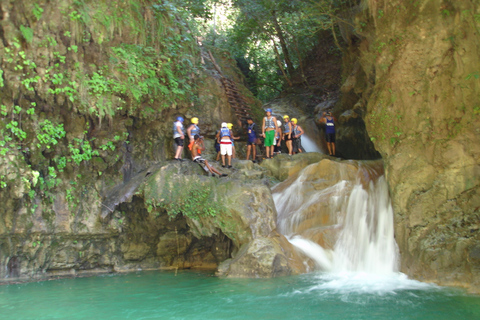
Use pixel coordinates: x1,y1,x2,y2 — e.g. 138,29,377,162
273,160,399,275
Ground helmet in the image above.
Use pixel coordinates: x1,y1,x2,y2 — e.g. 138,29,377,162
227,123,233,129
277,120,282,127
291,118,297,124
176,116,184,122
221,122,228,128
283,115,289,119
266,108,272,113
191,117,199,124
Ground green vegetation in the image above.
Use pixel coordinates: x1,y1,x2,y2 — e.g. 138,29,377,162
158,180,222,220
0,0,205,213
192,0,354,101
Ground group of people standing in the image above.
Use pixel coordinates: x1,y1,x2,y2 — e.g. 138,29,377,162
172,108,336,176
252,108,306,159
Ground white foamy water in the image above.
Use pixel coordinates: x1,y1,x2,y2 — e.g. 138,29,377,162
274,160,415,292
300,134,322,153
306,272,435,295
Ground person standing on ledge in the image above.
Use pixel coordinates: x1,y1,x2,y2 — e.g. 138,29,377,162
274,120,282,155
282,115,293,155
187,117,200,152
320,111,336,156
261,108,278,159
227,123,240,159
246,117,258,163
291,118,304,155
173,116,186,161
218,122,233,168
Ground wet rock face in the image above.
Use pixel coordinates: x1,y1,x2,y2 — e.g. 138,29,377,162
351,0,480,292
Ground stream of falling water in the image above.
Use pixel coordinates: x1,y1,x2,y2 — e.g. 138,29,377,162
273,159,404,288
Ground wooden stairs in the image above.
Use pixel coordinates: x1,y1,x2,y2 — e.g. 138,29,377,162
208,51,253,126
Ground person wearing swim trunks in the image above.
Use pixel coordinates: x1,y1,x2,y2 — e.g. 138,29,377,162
246,117,258,162
282,115,293,155
173,116,186,161
218,122,233,168
261,108,278,159
192,135,227,177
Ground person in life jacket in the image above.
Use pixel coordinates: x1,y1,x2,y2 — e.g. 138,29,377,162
218,122,233,168
192,135,227,177
273,119,282,155
291,118,305,154
261,108,278,159
187,117,200,152
227,123,240,159
282,115,293,155
173,116,186,161
320,111,337,156
245,117,258,162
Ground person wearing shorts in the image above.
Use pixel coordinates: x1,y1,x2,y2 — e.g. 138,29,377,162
320,111,336,156
192,135,227,177
261,108,278,159
173,116,185,161
246,117,258,162
282,115,293,155
218,122,233,168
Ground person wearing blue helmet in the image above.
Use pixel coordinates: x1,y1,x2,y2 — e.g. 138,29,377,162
261,108,278,159
173,116,186,161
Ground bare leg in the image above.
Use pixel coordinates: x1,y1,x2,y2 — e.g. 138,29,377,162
327,142,332,156
175,146,183,159
221,154,226,166
205,161,222,175
246,145,251,160
216,151,220,161
286,140,292,155
227,155,232,166
332,143,336,156
252,144,256,161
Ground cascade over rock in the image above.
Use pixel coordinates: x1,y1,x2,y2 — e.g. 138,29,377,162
338,0,480,291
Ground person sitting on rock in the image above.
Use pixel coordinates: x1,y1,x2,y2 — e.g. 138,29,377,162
192,135,227,177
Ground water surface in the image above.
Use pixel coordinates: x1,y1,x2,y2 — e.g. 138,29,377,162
1,270,479,320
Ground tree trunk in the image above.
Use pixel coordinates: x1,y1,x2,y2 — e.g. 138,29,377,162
271,11,295,77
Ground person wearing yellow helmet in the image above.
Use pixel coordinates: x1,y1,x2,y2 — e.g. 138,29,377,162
218,122,233,168
282,115,293,155
187,117,200,153
291,118,305,154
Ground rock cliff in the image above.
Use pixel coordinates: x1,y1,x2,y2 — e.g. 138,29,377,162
341,0,480,292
